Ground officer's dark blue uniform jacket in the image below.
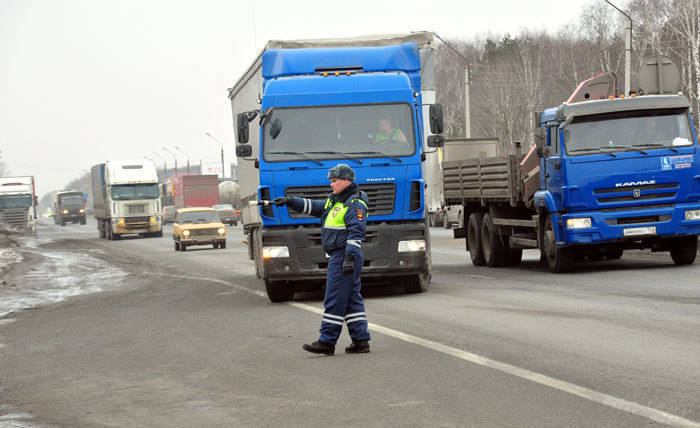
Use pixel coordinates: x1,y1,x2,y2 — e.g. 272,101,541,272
286,182,368,259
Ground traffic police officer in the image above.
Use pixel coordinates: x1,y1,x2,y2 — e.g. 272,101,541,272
272,164,371,355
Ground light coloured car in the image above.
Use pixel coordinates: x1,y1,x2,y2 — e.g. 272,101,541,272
172,207,226,251
162,205,176,224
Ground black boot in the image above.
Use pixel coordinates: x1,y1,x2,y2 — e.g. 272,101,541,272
303,341,335,355
345,340,370,354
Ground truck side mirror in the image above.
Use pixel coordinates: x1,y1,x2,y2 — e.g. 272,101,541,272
429,104,444,135
236,144,252,158
427,135,445,148
237,113,249,144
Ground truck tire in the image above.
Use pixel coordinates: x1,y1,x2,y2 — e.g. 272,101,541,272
443,212,451,229
428,213,434,227
670,236,697,265
481,213,508,267
543,216,573,273
60,219,65,226
604,248,623,260
404,272,429,293
467,213,486,266
265,280,294,302
253,228,264,279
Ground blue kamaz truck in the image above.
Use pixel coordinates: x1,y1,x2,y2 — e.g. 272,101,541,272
437,72,700,272
229,32,443,301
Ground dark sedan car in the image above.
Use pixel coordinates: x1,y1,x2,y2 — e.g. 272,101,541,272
213,204,240,226
162,205,177,224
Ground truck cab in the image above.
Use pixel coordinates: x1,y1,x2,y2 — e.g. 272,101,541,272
536,95,700,266
0,177,37,234
231,35,444,301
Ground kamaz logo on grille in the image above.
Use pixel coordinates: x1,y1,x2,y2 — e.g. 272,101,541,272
615,180,655,188
633,189,641,198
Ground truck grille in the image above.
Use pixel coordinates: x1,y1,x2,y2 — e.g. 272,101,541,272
285,183,395,218
127,204,147,214
126,216,149,223
594,183,678,204
0,208,28,227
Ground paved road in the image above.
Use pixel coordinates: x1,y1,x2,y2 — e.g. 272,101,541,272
1,220,699,427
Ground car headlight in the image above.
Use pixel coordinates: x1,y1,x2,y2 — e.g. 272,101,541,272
686,209,700,221
398,240,426,252
262,246,290,259
218,227,226,235
566,217,592,229
183,230,190,237
62,209,68,214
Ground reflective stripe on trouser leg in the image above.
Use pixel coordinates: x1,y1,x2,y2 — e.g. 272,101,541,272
318,251,369,344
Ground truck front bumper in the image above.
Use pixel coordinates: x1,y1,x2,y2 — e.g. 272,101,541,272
558,202,700,247
114,221,162,234
260,222,430,283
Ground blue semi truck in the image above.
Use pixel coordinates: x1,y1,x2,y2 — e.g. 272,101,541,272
438,73,700,272
229,33,443,301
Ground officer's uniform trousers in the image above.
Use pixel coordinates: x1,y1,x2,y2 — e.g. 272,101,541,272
320,248,370,344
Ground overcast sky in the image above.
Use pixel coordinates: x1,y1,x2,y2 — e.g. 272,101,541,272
0,0,596,197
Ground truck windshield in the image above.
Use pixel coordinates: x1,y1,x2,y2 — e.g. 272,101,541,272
263,103,415,162
61,197,84,207
179,211,220,223
111,184,159,200
0,194,32,209
565,108,693,155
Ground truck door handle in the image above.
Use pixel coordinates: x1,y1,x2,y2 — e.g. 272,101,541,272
551,161,561,170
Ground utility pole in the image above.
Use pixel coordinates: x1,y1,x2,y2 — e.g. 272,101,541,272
174,146,190,174
605,0,632,96
433,32,471,138
162,147,178,176
205,132,226,180
465,64,471,138
152,152,167,178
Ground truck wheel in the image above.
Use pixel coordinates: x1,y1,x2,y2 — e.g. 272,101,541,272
443,212,451,229
60,219,65,226
543,216,573,273
604,248,623,260
481,213,508,267
467,213,486,266
404,272,430,293
106,221,113,240
265,280,294,302
670,236,697,265
254,228,264,279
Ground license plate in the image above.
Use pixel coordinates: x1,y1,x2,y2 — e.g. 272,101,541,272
623,226,656,236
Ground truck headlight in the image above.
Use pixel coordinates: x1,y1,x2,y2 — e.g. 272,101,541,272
62,209,68,214
117,218,125,224
686,209,700,220
566,217,592,229
79,208,85,213
183,230,190,237
398,240,426,252
217,227,226,235
149,216,157,223
262,246,290,259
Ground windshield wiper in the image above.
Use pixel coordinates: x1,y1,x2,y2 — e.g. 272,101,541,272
633,143,679,153
569,147,617,157
304,151,363,164
267,151,323,165
347,151,403,163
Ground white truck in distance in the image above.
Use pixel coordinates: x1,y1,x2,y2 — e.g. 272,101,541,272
90,159,162,240
0,176,37,234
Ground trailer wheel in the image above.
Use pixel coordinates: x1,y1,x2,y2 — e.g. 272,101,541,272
543,216,572,273
265,280,294,302
670,236,697,265
467,213,486,266
481,213,508,267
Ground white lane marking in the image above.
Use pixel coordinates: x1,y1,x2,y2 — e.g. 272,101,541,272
152,273,700,427
467,274,495,280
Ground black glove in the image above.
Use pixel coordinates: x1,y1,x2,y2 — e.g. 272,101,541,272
342,256,354,275
271,197,288,206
